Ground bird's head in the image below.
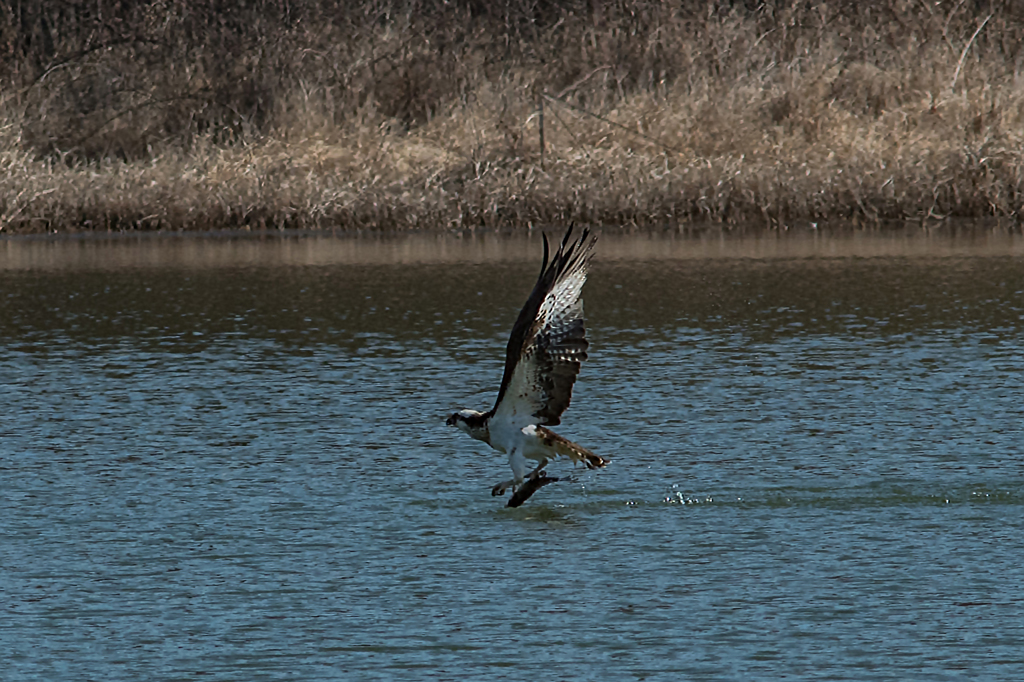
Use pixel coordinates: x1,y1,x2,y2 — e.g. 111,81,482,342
445,409,489,441
446,408,482,428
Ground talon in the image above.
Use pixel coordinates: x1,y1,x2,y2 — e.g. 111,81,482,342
491,483,507,497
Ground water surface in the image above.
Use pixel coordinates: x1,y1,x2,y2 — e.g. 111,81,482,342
2,230,1023,680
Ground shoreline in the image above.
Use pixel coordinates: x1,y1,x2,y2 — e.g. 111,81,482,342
1,216,1021,241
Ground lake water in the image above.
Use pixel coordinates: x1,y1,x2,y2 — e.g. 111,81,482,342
2,230,1023,680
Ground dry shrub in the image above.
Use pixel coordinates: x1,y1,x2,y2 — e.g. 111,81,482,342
3,1,1024,233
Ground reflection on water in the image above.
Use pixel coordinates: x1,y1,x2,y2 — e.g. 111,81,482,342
3,226,1024,270
2,230,1023,680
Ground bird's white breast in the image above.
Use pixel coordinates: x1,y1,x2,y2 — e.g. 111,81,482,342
486,413,521,454
488,418,550,464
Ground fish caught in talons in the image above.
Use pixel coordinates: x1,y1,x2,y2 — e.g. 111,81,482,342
506,470,561,508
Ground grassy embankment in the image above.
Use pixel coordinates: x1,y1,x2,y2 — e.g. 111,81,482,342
2,1,1024,234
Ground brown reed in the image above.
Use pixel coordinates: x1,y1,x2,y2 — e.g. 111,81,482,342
2,1,1024,234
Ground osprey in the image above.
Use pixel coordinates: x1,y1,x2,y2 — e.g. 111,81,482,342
446,225,607,506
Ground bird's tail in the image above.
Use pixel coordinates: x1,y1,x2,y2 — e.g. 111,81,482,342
546,430,608,470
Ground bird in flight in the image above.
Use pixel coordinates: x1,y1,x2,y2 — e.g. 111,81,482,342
446,225,607,507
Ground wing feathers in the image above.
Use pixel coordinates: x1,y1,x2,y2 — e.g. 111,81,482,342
492,225,597,426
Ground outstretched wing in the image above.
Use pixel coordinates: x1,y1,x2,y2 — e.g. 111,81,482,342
491,225,597,428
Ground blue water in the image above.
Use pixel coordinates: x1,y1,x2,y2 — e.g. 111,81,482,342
2,232,1023,680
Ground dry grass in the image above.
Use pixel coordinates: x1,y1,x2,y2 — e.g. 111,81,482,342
3,1,1024,233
